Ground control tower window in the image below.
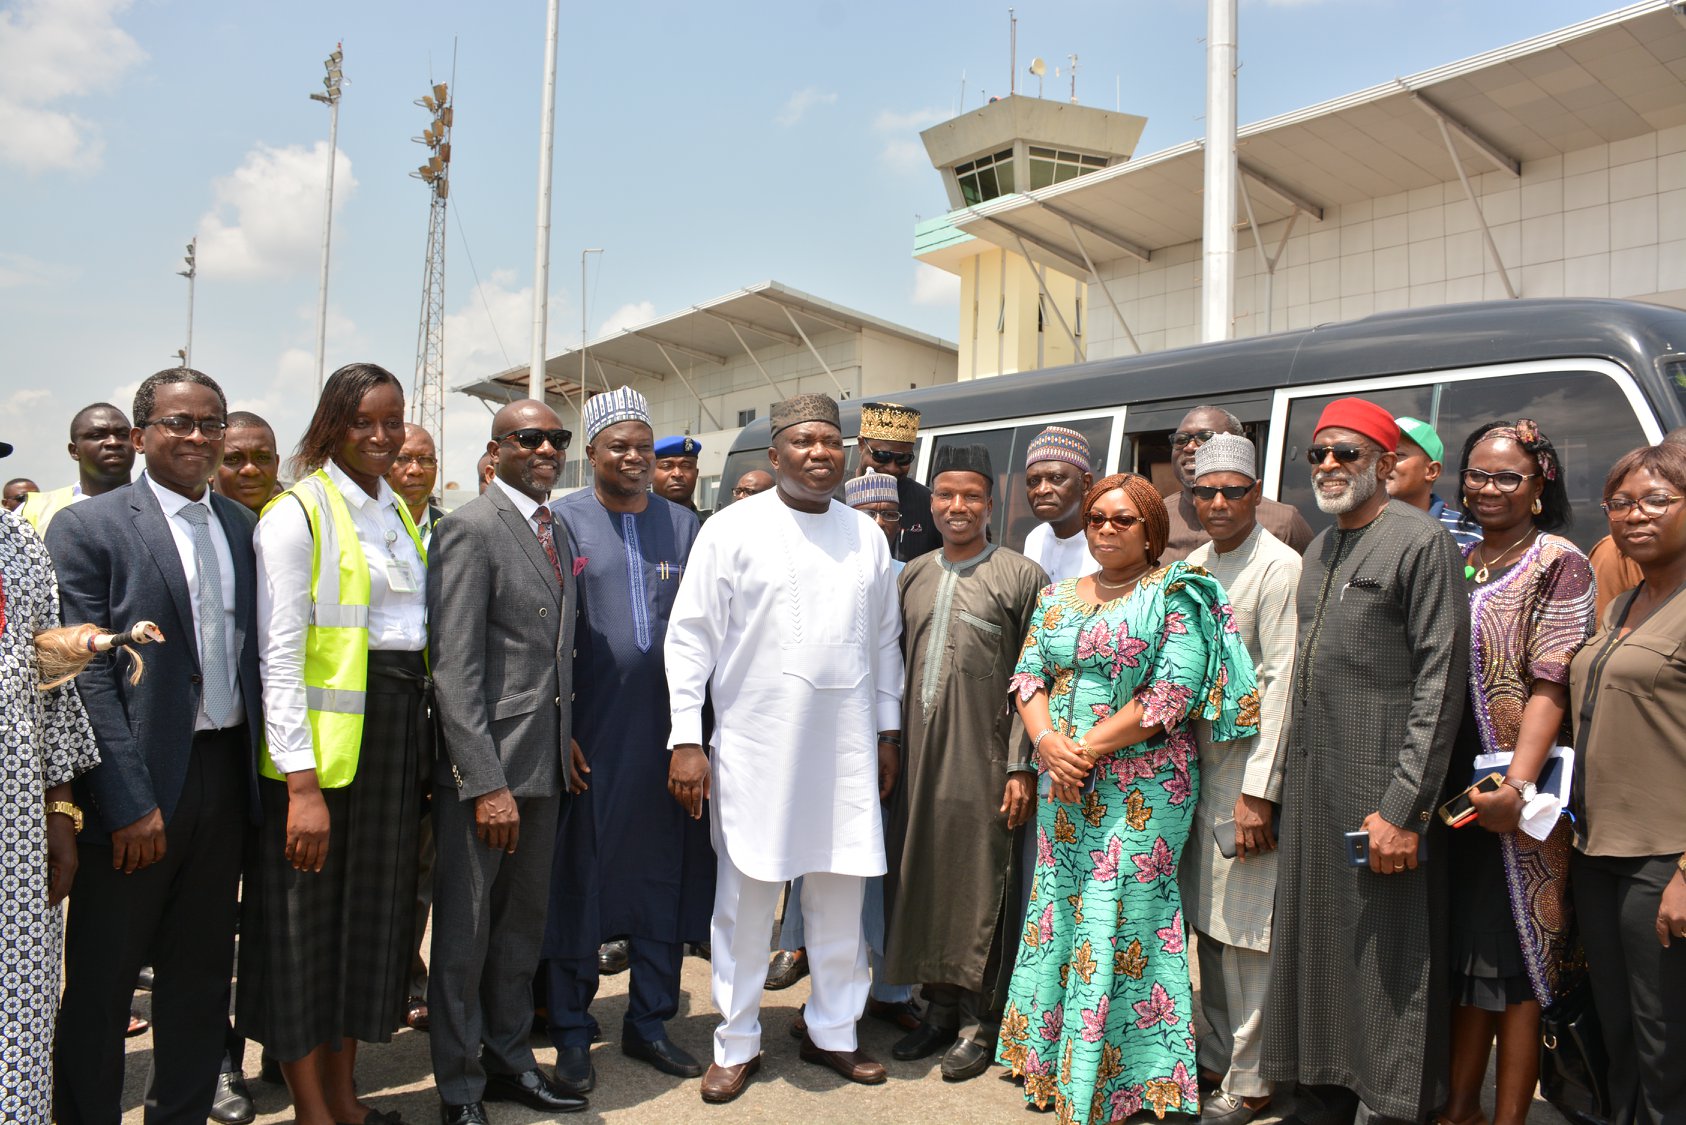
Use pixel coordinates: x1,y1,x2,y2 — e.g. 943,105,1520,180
1028,146,1108,190
956,148,1016,205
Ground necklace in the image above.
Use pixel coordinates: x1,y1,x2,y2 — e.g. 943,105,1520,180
1467,528,1536,583
1093,571,1145,592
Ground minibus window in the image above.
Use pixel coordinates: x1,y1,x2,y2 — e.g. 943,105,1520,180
929,417,1113,551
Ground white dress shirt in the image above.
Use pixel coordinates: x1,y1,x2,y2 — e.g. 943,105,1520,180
492,475,546,535
256,461,427,774
1023,520,1100,583
146,472,244,731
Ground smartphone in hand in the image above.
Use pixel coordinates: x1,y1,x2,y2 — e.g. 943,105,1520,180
1344,829,1429,867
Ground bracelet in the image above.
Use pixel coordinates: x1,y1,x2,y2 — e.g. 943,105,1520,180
1075,739,1100,763
1032,729,1056,750
877,733,902,747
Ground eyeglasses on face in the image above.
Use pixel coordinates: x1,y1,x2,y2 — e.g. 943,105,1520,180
866,509,903,524
1602,493,1684,518
1085,511,1143,531
1461,468,1537,493
1306,444,1366,465
730,486,756,498
1169,429,1219,449
1190,484,1253,501
146,415,227,439
497,427,572,451
392,455,438,469
865,448,915,467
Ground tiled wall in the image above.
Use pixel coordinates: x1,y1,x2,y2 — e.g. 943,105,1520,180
1084,124,1685,358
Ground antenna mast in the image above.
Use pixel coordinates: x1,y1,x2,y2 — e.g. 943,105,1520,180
1009,9,1017,95
410,53,454,460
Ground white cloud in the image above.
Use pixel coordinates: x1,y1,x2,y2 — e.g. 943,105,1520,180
0,388,72,484
596,300,657,338
442,268,570,386
912,262,960,307
195,142,357,280
0,252,77,287
0,0,145,172
872,106,946,172
776,86,838,127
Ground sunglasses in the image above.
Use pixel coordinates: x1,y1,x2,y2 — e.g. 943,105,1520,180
1190,484,1254,501
497,427,572,451
1085,512,1143,531
865,448,915,467
1461,468,1537,494
1306,444,1366,465
1169,429,1219,448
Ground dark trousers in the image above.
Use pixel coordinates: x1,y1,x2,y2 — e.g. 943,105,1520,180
54,730,247,1125
427,790,560,1104
1571,850,1686,1125
546,936,683,1049
1292,1084,1418,1125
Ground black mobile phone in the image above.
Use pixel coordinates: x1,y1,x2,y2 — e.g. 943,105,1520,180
1344,829,1429,867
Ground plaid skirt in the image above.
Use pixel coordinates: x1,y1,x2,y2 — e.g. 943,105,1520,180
235,651,426,1061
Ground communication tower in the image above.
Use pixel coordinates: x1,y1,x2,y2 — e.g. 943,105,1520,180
411,80,453,454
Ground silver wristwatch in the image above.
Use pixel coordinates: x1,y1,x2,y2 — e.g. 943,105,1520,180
1503,776,1538,804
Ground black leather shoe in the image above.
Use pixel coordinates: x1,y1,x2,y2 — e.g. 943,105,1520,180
483,1067,587,1113
439,1104,487,1125
209,1069,255,1125
552,1046,596,1095
688,941,711,959
597,938,630,976
891,1020,957,1061
135,965,155,991
622,1035,704,1079
940,1037,992,1082
765,948,808,990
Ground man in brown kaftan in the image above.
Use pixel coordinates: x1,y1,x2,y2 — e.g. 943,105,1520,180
881,443,1047,1082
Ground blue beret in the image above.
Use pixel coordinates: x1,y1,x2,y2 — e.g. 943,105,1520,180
654,435,702,458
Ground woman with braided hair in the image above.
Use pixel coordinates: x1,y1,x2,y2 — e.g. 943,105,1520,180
997,472,1259,1122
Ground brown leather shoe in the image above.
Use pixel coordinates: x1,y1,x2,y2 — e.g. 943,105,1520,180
797,1034,887,1085
864,998,923,1031
700,1056,761,1104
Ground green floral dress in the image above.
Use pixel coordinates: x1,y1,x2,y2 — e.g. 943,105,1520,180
998,563,1259,1124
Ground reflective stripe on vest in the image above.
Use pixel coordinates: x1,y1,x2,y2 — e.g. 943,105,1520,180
258,470,426,788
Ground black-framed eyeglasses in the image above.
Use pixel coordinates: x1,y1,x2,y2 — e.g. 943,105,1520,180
1169,429,1218,449
1602,493,1684,518
1307,443,1366,465
1085,512,1143,531
497,427,572,451
392,455,438,469
865,448,915,467
145,415,227,439
865,509,902,524
1190,484,1254,501
1461,468,1537,493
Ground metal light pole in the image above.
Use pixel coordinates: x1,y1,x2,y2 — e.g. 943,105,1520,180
1201,0,1237,342
177,238,196,367
528,0,561,401
580,247,603,393
310,45,345,394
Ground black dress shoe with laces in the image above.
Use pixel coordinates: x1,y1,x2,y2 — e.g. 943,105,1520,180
622,1035,704,1078
552,1046,597,1095
483,1067,587,1113
891,1020,958,1061
209,1069,255,1125
439,1104,487,1125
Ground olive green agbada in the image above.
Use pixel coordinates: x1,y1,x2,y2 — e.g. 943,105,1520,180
882,544,1047,1006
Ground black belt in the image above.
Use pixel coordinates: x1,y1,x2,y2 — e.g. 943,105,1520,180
193,722,248,744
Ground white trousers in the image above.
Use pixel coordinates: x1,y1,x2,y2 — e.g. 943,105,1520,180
711,852,868,1066
1195,928,1273,1098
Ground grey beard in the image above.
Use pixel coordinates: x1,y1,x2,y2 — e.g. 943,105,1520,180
1313,465,1378,514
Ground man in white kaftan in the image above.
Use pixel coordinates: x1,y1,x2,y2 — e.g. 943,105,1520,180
665,393,904,1104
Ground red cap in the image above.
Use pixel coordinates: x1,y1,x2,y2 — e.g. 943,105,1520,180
1314,398,1399,453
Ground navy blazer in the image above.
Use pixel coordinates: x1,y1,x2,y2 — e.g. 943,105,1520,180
46,476,264,843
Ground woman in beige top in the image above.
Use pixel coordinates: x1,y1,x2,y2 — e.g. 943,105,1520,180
1567,440,1686,1125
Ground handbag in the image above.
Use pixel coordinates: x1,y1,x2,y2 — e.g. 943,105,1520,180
1538,977,1611,1125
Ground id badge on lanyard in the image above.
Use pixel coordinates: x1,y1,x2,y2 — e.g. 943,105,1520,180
382,526,420,593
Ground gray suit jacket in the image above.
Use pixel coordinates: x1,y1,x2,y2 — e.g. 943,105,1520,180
427,483,578,801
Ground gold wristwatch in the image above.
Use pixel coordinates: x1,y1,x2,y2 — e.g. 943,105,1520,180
45,801,83,834
1676,853,1686,879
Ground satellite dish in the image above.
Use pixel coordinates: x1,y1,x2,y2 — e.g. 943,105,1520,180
1029,57,1046,77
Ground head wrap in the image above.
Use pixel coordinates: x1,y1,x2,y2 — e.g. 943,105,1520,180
1026,426,1091,473
844,470,899,509
1314,397,1400,454
1394,417,1444,464
582,386,651,443
1478,418,1558,481
770,393,840,437
653,435,702,458
858,401,921,443
932,443,994,492
1193,433,1257,482
1085,472,1170,564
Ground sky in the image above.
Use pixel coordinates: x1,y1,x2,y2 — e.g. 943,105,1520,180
0,0,1631,498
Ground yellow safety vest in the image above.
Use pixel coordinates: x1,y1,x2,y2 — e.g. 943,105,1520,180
19,485,80,535
259,470,427,788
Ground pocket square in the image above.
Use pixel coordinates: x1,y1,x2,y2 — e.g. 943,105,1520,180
572,557,588,577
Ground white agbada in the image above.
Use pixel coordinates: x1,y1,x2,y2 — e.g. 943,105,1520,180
666,488,903,883
1022,520,1100,583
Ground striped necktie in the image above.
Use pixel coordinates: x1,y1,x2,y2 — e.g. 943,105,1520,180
178,503,233,727
534,506,565,585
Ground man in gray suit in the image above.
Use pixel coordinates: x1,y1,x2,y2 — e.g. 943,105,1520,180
427,399,589,1123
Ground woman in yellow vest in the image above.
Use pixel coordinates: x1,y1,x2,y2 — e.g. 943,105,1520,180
238,363,429,1125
